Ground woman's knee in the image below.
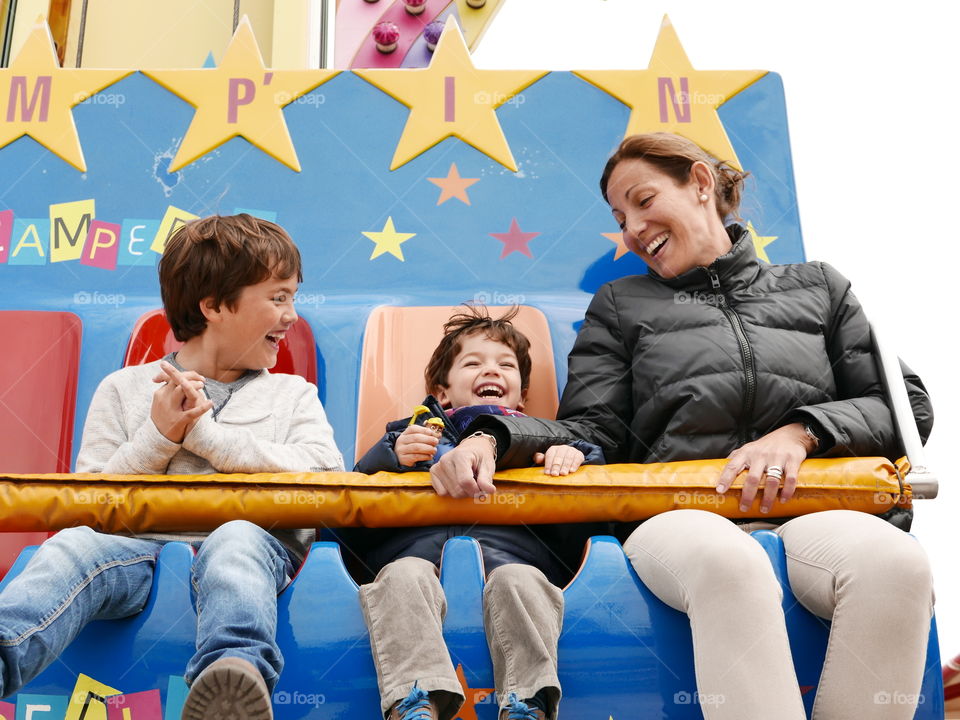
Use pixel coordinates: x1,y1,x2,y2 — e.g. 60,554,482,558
626,511,777,583
623,510,781,610
782,511,933,595
845,528,933,605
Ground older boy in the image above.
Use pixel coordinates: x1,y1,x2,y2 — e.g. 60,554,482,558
349,305,603,720
0,214,343,720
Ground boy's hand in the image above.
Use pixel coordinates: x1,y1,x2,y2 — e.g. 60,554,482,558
534,445,585,476
429,436,496,498
153,362,206,407
151,361,212,443
396,425,440,467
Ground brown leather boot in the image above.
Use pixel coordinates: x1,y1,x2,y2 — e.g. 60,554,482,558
388,683,439,719
181,656,273,720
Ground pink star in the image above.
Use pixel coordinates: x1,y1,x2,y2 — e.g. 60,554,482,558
490,218,539,259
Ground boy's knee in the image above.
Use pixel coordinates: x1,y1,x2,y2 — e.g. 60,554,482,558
35,526,111,565
485,563,549,593
363,557,444,616
200,521,271,558
484,563,563,611
374,556,439,588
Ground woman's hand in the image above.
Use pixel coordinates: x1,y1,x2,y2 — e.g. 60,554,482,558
429,435,496,498
716,423,818,513
395,425,441,467
533,445,585,476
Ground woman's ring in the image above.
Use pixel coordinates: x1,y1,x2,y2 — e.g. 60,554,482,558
765,465,784,482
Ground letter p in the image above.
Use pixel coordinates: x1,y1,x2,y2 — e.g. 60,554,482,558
227,78,256,123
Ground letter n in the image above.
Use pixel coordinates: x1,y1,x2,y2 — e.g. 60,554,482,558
657,77,691,123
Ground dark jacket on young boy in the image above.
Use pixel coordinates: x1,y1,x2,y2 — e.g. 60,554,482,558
342,396,605,585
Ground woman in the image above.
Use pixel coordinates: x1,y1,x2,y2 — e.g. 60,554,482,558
429,133,935,719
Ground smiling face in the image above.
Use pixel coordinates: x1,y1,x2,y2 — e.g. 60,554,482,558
436,332,525,411
204,273,299,379
606,158,731,278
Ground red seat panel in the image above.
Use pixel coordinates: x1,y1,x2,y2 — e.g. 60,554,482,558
0,310,81,576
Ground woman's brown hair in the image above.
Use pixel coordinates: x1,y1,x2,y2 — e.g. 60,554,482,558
599,132,749,220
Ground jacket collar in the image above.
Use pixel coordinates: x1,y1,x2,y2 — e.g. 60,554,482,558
652,224,761,292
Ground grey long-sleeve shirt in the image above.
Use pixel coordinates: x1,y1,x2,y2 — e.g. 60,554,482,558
76,359,344,562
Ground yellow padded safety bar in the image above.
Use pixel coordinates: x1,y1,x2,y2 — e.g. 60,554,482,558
0,458,908,534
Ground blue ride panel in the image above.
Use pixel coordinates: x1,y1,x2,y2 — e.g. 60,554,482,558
273,542,379,719
438,537,498,718
2,534,944,718
0,69,805,465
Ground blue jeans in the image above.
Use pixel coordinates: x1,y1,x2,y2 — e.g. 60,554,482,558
0,521,294,698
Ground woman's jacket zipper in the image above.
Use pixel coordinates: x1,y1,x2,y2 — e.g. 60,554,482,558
708,267,757,445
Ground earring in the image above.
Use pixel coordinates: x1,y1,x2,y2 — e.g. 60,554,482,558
699,193,709,202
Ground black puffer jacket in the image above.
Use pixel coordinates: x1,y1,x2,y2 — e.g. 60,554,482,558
471,225,933,470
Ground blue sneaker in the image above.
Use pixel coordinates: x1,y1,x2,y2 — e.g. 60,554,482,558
389,683,437,720
499,693,546,720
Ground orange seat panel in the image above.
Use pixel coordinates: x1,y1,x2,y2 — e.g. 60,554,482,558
122,309,318,385
355,306,558,463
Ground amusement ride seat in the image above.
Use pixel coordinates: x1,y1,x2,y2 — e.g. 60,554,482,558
0,311,80,578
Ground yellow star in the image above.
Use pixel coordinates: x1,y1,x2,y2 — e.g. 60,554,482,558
363,216,416,261
143,16,338,172
746,220,777,263
602,231,631,261
355,17,546,171
575,16,766,169
0,19,130,171
428,162,480,205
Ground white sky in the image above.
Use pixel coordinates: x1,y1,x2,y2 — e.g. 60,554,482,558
475,0,960,655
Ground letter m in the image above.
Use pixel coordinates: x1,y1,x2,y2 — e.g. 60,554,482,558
6,76,53,122
657,77,691,123
53,214,92,252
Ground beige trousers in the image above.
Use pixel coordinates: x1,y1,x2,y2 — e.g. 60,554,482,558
623,509,934,720
359,556,564,720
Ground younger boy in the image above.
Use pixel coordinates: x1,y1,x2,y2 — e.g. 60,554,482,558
350,305,603,720
0,214,344,720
